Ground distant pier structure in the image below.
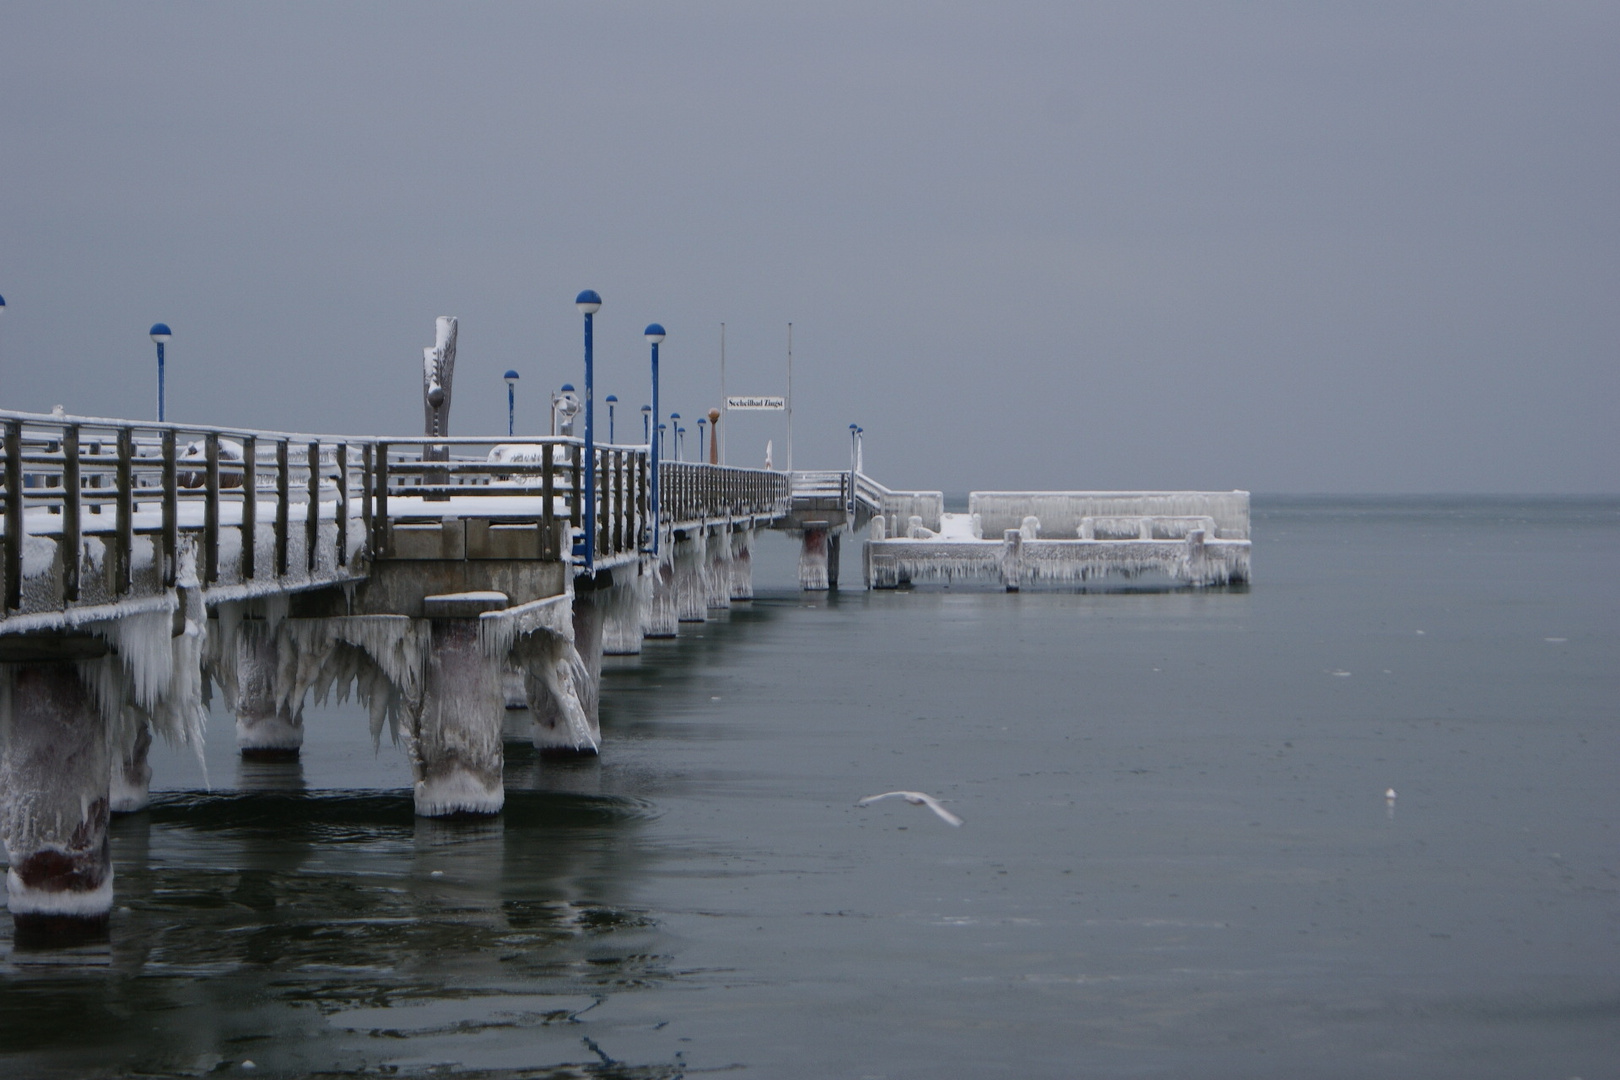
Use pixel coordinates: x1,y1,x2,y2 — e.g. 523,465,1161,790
0,318,1249,945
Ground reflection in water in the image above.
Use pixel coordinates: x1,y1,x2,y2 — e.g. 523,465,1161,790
234,755,308,795
1,777,670,1077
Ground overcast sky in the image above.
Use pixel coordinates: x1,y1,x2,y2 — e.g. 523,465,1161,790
2,2,1615,493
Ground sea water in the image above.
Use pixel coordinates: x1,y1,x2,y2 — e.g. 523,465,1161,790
1,496,1615,1078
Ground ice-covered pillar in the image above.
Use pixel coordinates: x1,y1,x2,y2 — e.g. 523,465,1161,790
729,527,755,601
799,522,830,591
234,620,303,759
0,662,113,943
827,531,841,591
109,714,153,813
644,554,678,638
674,530,708,622
705,524,733,610
601,566,648,656
1002,529,1024,592
408,617,505,816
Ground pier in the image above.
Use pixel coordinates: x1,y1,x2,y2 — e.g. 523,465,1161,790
0,401,1248,943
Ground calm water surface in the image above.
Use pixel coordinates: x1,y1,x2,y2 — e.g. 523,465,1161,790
2,497,1616,1078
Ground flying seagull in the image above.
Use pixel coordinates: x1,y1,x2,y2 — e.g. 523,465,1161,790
857,791,963,827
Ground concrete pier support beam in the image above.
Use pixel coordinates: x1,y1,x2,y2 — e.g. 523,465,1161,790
799,522,830,591
109,714,153,813
234,621,304,759
602,567,648,655
729,527,755,601
705,525,733,610
828,531,842,591
644,555,678,638
0,662,113,943
674,531,708,622
407,617,505,816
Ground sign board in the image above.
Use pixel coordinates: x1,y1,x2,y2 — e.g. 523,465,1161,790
725,396,786,411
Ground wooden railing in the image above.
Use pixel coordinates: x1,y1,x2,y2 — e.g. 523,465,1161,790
0,410,791,620
659,462,791,525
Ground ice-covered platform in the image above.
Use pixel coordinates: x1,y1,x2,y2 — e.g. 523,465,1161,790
863,491,1251,589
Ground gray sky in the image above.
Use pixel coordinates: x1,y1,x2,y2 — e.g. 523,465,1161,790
2,2,1615,493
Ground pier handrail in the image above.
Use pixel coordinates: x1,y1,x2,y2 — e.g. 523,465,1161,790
0,410,794,621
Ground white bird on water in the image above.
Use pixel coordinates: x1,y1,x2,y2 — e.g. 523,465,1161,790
857,791,963,827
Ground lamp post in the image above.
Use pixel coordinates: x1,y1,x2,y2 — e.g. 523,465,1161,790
848,423,861,517
657,423,667,459
504,370,520,437
669,413,681,460
677,426,686,461
149,324,173,422
641,404,651,443
575,289,601,571
644,325,665,553
605,395,618,444
696,416,706,460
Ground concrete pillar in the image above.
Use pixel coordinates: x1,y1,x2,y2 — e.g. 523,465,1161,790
512,628,599,753
828,531,842,591
799,522,830,591
705,525,733,610
0,662,113,944
1002,528,1024,592
407,618,504,816
234,619,303,759
729,527,755,601
644,554,678,638
674,530,708,622
109,713,153,813
602,567,648,655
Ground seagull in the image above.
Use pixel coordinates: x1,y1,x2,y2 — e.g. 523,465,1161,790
857,791,963,827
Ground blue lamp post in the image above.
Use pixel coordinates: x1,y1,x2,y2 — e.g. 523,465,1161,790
575,290,601,569
644,325,665,553
676,426,686,461
605,394,618,444
669,413,681,461
697,416,707,459
656,423,667,458
149,323,172,422
641,403,651,443
504,370,520,437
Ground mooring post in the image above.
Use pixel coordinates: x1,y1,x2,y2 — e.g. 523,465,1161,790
0,662,113,945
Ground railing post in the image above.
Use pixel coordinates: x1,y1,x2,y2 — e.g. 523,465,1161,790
305,441,320,573
275,439,290,577
5,420,23,610
161,429,178,588
204,431,220,585
570,443,582,537
541,442,555,559
62,424,81,603
241,435,257,581
359,442,373,561
374,442,389,558
336,442,349,566
115,427,133,595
